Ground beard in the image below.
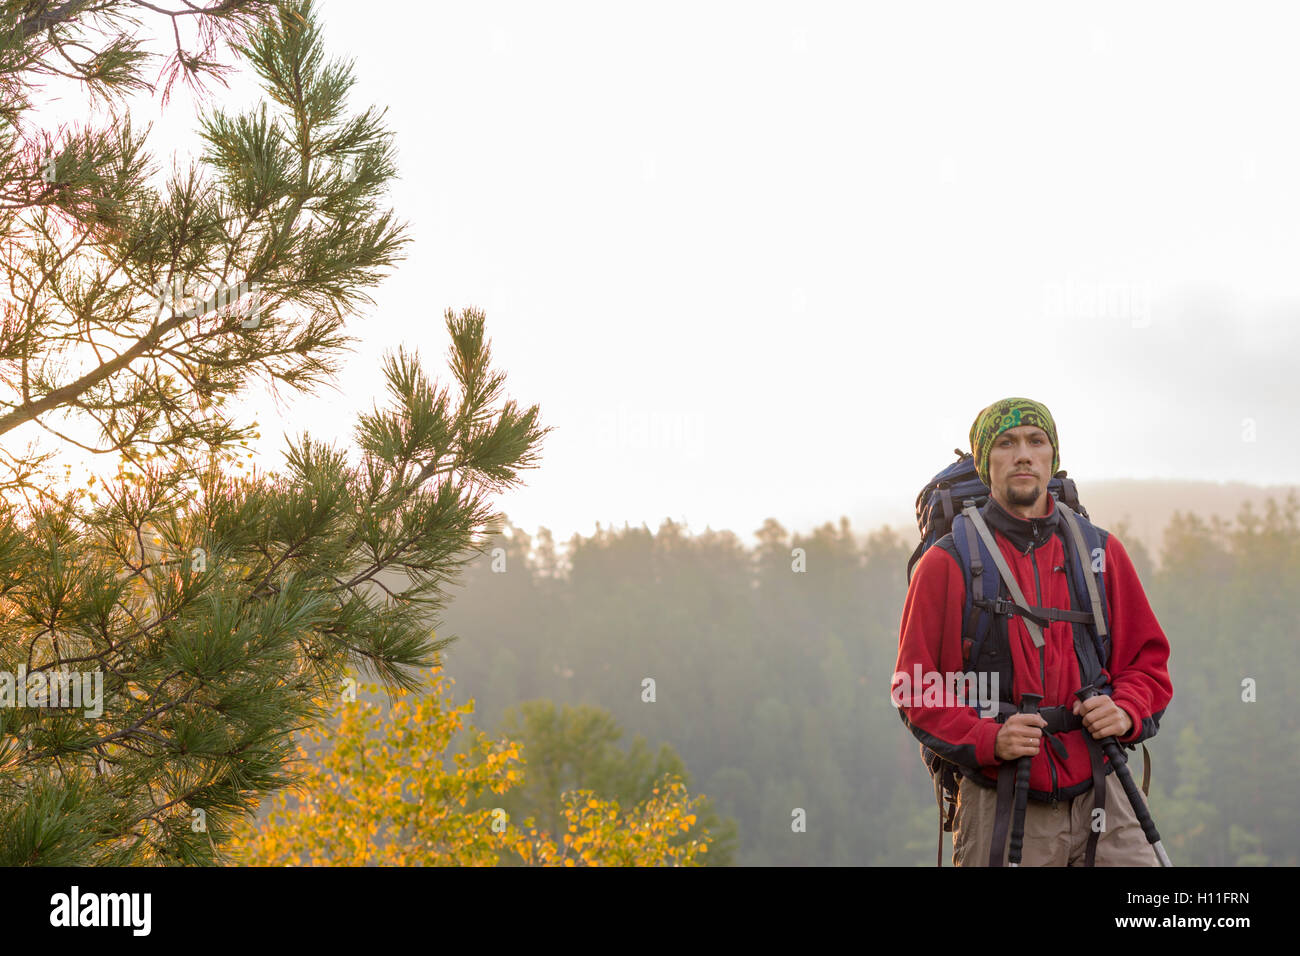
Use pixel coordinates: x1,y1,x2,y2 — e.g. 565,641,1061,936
1004,478,1042,506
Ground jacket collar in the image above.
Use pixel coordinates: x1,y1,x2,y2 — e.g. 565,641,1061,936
982,492,1060,554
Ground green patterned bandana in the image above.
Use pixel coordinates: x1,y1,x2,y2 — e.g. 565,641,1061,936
969,397,1059,487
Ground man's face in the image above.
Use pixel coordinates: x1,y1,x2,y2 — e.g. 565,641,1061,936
987,425,1054,511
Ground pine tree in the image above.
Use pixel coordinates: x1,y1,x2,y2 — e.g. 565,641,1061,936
0,0,548,864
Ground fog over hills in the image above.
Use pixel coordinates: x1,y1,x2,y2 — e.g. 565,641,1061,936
861,478,1300,571
467,478,1300,576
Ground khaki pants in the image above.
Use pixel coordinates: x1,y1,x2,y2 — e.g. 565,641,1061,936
952,771,1159,867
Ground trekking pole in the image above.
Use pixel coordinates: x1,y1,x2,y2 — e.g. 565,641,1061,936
1007,692,1042,868
1074,685,1173,867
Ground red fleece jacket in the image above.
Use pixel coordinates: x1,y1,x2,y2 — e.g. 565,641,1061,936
893,494,1173,798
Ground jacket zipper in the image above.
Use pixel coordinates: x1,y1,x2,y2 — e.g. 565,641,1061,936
1027,524,1060,806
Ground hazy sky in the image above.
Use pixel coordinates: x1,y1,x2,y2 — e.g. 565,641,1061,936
24,1,1300,544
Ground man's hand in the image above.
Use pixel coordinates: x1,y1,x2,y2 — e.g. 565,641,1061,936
994,713,1047,761
1072,694,1133,740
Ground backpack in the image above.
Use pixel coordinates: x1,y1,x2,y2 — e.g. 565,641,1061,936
906,449,1146,865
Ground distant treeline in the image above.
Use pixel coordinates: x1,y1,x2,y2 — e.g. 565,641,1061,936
435,493,1300,866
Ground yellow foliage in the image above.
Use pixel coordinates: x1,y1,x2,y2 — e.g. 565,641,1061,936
226,667,712,867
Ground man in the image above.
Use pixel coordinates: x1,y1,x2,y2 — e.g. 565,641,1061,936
894,397,1173,866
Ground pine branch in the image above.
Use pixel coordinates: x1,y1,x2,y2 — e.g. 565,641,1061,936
0,0,548,867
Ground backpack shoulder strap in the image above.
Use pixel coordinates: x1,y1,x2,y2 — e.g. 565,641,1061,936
961,501,1045,648
1055,501,1107,639
1052,500,1113,681
951,511,993,676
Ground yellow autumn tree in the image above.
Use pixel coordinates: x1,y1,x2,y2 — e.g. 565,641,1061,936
226,668,711,866
514,779,708,867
